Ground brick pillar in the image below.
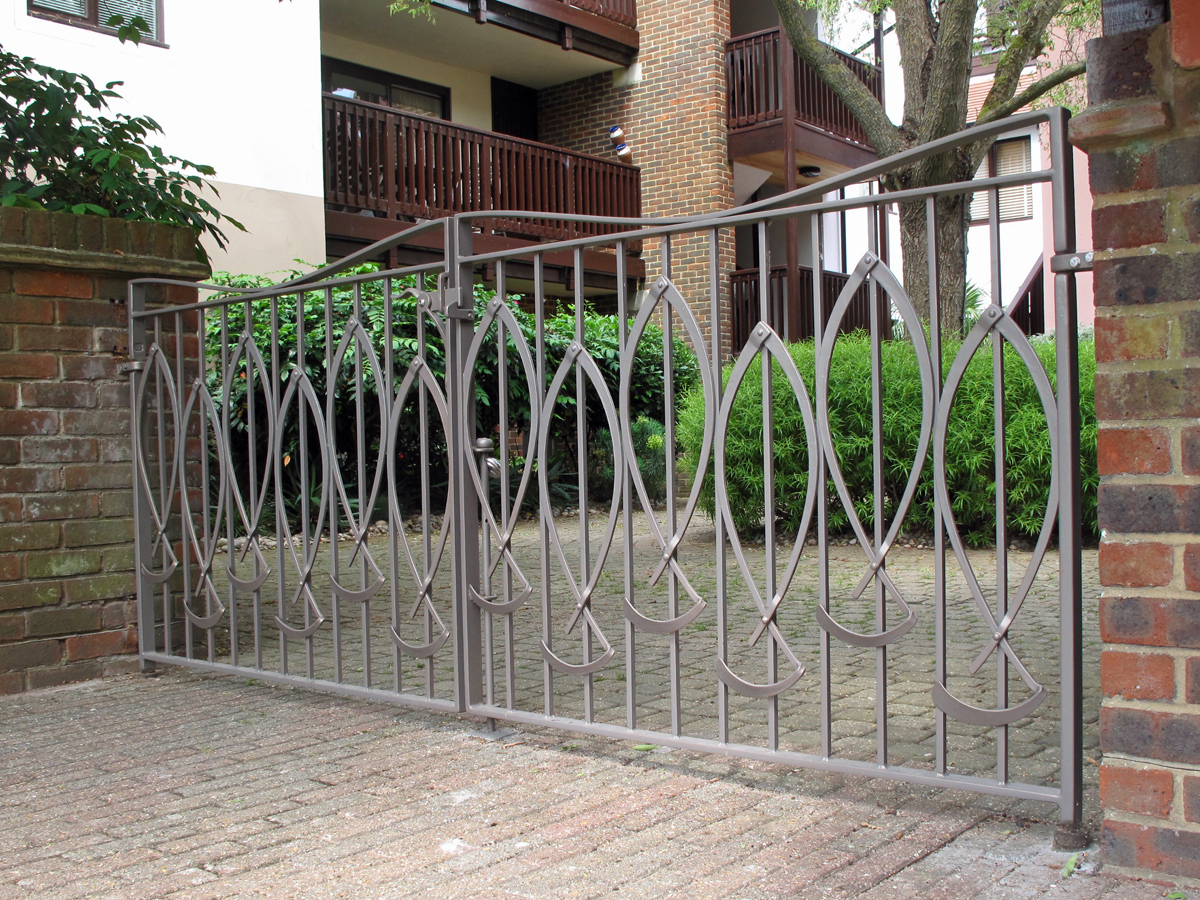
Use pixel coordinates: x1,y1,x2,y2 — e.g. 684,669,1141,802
1069,11,1200,885
0,208,207,694
539,0,737,358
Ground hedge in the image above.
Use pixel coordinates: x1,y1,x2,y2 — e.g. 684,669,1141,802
677,333,1097,547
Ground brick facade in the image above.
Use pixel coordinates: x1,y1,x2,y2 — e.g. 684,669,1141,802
1070,12,1200,885
540,0,736,357
0,208,207,694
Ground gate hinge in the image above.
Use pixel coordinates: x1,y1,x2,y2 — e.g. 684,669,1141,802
1050,251,1094,273
441,287,474,320
119,360,146,374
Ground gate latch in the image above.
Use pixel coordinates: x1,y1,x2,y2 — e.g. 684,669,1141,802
441,287,474,320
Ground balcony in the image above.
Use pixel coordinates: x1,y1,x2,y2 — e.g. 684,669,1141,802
730,265,887,349
323,94,642,258
726,27,882,178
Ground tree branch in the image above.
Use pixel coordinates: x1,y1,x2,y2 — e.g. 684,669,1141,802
769,0,903,157
984,0,1065,117
977,59,1086,123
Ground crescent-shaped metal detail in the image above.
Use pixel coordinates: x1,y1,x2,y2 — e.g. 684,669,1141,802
133,345,181,587
460,298,540,617
814,253,932,648
619,276,714,633
538,341,622,677
713,321,815,697
386,299,454,659
932,303,1059,726
178,376,228,630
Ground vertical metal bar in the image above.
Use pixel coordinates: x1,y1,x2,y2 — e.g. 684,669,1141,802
619,241,637,731
221,304,237,668
536,253,554,715
812,212,832,759
575,246,594,724
354,282,371,688
176,312,193,661
449,218,483,713
480,439,495,709
154,316,171,659
989,183,1009,782
662,234,681,736
247,299,263,671
198,306,214,663
270,295,287,675
385,276,402,694
325,284,339,683
129,282,157,669
1049,108,1083,830
497,261,516,710
711,228,729,745
928,197,947,777
867,192,887,766
418,280,432,698
758,220,779,750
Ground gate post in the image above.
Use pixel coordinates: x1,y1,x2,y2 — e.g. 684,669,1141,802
127,280,157,672
446,218,483,712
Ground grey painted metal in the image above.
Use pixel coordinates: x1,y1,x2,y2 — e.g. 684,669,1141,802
129,110,1086,827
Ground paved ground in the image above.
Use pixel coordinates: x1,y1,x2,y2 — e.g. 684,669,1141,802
0,669,1153,900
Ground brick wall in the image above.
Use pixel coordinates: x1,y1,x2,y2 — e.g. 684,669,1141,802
0,208,207,694
1070,14,1200,885
540,0,736,357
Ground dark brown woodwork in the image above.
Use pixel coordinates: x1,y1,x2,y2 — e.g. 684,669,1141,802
729,264,890,350
432,0,637,63
726,26,883,152
1007,255,1046,335
323,94,642,247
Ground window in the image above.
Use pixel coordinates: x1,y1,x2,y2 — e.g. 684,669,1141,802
970,137,1033,223
28,0,163,43
322,57,450,120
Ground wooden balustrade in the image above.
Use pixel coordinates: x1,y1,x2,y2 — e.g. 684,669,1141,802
1007,256,1046,335
730,265,887,349
726,27,883,148
323,95,641,243
570,0,636,28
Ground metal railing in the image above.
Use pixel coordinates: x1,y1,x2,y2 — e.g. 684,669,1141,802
729,264,886,348
726,27,883,147
130,108,1085,831
323,94,642,241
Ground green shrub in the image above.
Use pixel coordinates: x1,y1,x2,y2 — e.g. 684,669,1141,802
677,333,1097,547
0,45,241,259
205,265,698,519
590,415,669,506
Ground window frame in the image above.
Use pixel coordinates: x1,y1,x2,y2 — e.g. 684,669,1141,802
969,136,1034,226
27,0,166,46
321,56,451,121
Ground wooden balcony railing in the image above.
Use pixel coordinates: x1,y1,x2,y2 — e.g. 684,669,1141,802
1007,255,1045,336
726,27,883,148
569,0,636,28
730,265,888,350
323,94,641,243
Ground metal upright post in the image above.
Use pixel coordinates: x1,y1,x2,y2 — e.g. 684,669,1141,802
128,280,156,671
447,218,483,712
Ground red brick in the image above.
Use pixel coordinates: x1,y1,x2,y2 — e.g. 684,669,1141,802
1099,541,1174,588
0,614,24,642
1094,314,1169,362
1102,820,1200,881
1183,426,1200,476
1093,199,1168,249
0,325,10,351
65,629,130,661
61,410,131,436
16,324,91,352
62,464,129,491
0,353,57,379
1099,484,1200,533
0,498,19,524
0,521,59,553
0,438,16,465
59,355,121,380
0,383,15,408
1186,545,1200,592
1186,776,1200,824
12,270,93,299
1175,3,1200,68
0,671,22,694
0,556,20,581
24,492,99,521
1102,650,1176,700
1094,253,1200,307
1101,707,1200,764
0,465,59,493
21,437,98,464
55,298,126,327
20,381,97,409
0,638,61,672
0,296,54,324
0,409,58,436
1101,596,1200,647
1095,368,1200,420
1100,765,1174,818
63,573,135,603
26,659,103,690
25,549,102,579
26,606,102,637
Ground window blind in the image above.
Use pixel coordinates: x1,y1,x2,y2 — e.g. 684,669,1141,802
97,0,157,36
970,137,1033,223
32,0,88,15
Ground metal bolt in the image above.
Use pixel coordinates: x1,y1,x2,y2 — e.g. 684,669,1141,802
1069,256,1080,268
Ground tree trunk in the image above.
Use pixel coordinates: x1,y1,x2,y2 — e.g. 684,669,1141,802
895,192,969,337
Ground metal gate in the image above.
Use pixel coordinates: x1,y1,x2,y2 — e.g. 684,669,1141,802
129,109,1086,828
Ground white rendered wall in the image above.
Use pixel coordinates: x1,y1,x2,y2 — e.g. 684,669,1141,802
2,0,326,276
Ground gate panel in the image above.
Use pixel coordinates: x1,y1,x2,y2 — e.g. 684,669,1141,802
131,109,1086,826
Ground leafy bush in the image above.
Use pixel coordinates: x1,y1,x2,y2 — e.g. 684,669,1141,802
677,333,1097,547
0,45,241,258
205,265,698,518
590,416,669,506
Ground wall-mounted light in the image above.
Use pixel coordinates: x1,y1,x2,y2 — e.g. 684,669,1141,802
798,165,822,179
